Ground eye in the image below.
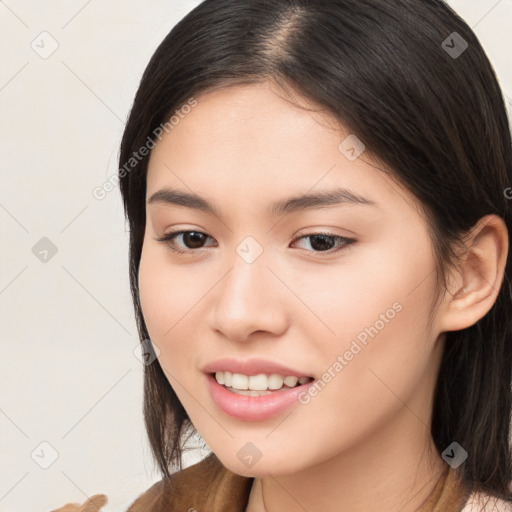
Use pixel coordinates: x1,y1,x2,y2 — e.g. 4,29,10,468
291,232,355,254
154,230,215,254
154,230,355,255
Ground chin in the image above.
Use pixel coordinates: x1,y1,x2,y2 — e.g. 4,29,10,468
217,454,295,478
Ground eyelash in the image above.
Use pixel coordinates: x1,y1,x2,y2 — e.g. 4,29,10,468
154,230,356,256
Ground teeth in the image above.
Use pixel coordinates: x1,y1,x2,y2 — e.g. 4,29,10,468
268,374,284,390
214,371,311,391
249,374,268,391
284,376,298,387
231,373,249,390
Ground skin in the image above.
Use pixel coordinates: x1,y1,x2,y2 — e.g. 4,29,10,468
138,81,508,511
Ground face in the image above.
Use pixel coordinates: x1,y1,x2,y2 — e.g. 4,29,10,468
138,81,446,477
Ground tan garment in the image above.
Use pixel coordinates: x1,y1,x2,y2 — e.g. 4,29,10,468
52,453,506,512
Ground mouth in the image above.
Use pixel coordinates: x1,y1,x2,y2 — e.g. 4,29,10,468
211,371,314,397
203,358,316,420
206,371,316,421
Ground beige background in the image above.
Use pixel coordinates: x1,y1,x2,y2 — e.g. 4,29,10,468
1,1,511,511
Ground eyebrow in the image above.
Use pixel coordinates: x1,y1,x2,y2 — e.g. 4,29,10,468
147,186,377,217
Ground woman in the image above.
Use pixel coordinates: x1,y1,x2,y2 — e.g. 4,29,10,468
55,0,512,510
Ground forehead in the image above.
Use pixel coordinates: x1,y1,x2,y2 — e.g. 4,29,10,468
145,82,416,217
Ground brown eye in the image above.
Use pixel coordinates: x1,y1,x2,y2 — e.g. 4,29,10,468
155,230,215,253
291,233,355,253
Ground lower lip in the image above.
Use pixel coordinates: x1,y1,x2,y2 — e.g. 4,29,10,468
206,373,315,421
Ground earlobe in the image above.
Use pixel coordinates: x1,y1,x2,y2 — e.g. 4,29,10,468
437,214,508,333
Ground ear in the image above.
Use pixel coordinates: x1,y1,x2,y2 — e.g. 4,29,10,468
436,214,509,333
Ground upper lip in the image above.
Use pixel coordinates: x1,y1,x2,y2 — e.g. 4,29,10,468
202,358,313,378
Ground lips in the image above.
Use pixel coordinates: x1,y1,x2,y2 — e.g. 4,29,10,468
203,358,315,421
206,373,314,421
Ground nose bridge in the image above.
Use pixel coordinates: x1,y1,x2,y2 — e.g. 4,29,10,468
220,238,271,315
211,236,288,340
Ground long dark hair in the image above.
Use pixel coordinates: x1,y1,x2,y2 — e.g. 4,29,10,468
118,0,512,501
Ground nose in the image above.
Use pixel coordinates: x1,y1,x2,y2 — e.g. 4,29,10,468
209,251,290,343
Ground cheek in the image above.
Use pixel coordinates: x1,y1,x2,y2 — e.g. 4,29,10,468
137,242,195,373
300,234,439,407
294,234,435,349
138,244,204,412
138,241,196,339
138,246,170,339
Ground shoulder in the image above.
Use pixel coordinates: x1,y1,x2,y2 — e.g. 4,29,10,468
461,492,512,512
127,452,253,512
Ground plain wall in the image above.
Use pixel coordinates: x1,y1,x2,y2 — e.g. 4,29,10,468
0,1,511,511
